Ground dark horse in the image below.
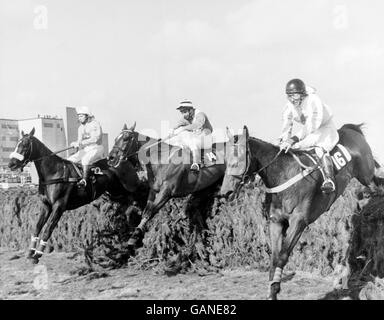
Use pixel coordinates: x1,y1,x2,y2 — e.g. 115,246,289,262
8,128,148,264
107,123,227,252
219,124,378,300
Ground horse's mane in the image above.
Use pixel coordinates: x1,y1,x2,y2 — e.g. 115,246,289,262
31,135,72,164
340,123,365,136
137,132,173,148
31,135,53,154
248,136,280,150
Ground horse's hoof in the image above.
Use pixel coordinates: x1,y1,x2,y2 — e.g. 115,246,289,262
28,256,39,264
127,244,136,257
30,251,43,264
268,282,281,300
27,249,36,259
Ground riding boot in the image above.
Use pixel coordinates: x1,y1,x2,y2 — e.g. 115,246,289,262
78,165,90,187
320,153,336,193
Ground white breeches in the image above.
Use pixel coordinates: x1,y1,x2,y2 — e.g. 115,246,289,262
67,144,104,165
167,131,213,152
292,120,339,157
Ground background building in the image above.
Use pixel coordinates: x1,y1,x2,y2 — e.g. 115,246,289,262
0,119,19,169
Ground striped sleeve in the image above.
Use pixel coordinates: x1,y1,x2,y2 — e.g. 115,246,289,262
307,95,323,134
183,112,206,131
280,104,293,141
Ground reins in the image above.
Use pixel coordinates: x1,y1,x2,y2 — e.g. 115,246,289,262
33,146,75,162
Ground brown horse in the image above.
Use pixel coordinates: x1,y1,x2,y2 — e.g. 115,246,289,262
107,123,227,252
219,124,378,300
8,128,148,264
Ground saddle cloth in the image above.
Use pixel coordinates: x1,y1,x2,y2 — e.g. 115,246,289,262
168,143,221,168
302,144,352,173
71,159,109,179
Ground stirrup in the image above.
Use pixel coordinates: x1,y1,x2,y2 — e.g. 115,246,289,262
321,179,335,193
190,163,200,172
78,178,87,187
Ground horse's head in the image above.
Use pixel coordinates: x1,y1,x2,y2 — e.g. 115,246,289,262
108,122,139,167
8,128,36,171
219,126,250,201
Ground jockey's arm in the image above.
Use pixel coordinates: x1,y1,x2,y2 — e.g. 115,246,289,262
80,121,102,147
173,118,190,130
182,112,206,132
296,95,324,140
70,126,84,149
280,105,293,142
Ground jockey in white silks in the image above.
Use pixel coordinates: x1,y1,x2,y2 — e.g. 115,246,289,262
279,79,339,193
167,100,213,172
67,106,104,187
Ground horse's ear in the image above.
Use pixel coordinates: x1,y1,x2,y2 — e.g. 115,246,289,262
21,130,25,137
129,121,136,131
226,127,234,141
243,125,249,140
30,127,35,136
123,123,128,130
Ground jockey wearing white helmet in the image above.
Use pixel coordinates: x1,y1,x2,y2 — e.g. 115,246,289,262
279,79,339,193
67,106,104,187
168,100,213,171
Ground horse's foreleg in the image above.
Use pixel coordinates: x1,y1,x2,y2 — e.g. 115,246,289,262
267,208,286,300
28,199,51,260
128,188,171,250
269,212,307,300
32,200,65,263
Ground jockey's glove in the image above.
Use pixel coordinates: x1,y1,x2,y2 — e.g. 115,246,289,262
70,141,80,148
280,136,298,153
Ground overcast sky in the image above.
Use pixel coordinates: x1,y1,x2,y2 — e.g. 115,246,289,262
1,0,384,161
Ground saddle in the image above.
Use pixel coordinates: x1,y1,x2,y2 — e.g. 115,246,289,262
71,159,109,180
264,144,352,194
295,144,352,173
167,142,223,169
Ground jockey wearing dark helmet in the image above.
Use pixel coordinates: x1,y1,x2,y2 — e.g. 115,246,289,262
279,79,339,194
285,78,307,108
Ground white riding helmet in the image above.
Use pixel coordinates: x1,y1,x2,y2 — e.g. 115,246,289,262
76,106,91,115
176,100,194,110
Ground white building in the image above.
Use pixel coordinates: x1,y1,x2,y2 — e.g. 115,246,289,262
0,118,19,169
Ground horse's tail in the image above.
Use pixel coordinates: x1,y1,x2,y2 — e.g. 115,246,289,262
340,123,365,136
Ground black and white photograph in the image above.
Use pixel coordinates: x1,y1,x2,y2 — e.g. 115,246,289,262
1,0,384,305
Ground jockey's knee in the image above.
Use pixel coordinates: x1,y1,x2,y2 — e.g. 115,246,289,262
315,147,327,158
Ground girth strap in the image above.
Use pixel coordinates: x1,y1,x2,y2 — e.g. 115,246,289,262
265,152,319,194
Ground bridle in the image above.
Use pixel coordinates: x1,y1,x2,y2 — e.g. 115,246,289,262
11,136,73,169
108,130,140,168
10,136,34,169
229,140,283,198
